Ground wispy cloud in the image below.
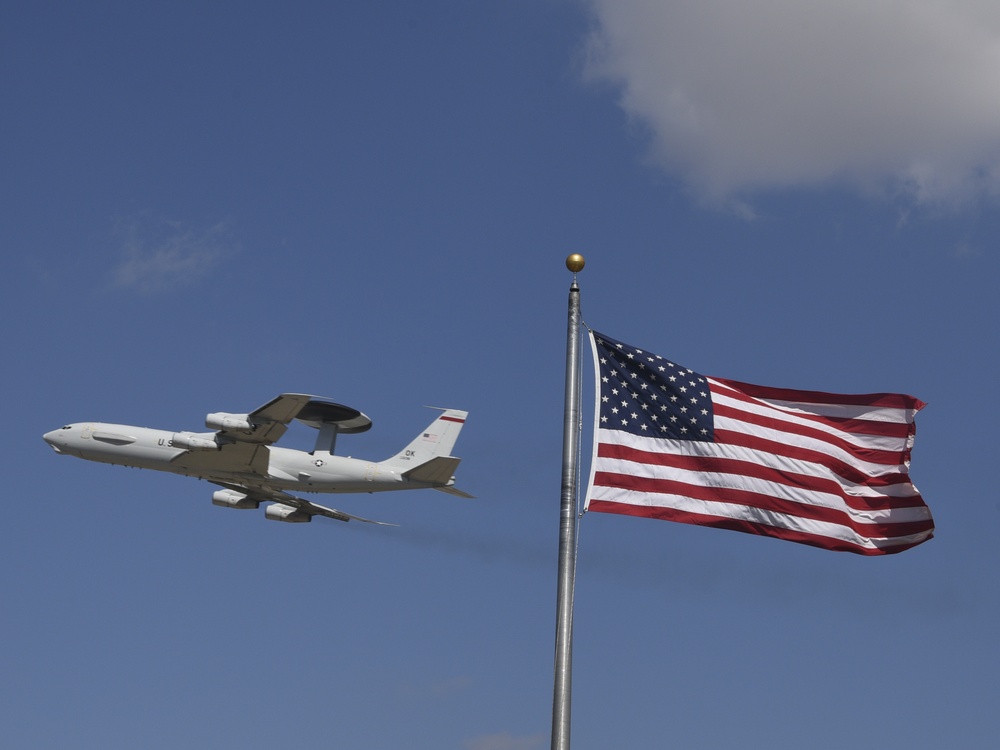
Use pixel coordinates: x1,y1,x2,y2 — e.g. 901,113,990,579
111,214,237,291
463,732,547,750
583,1,1000,208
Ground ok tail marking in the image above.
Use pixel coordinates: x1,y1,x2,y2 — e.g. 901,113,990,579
380,409,473,497
384,408,467,467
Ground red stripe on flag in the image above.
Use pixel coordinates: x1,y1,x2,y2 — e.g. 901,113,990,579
592,471,934,538
585,330,933,555
712,390,916,439
596,442,924,511
715,378,926,412
586,499,931,555
713,403,910,464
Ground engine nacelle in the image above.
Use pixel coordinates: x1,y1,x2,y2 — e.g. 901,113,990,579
265,503,312,523
205,412,254,432
212,489,259,510
171,432,219,451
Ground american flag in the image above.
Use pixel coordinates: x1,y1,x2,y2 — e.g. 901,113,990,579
585,331,933,555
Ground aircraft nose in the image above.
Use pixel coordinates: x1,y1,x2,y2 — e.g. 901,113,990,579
43,428,67,453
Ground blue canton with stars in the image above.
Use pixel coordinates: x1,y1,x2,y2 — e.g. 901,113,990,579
592,331,715,441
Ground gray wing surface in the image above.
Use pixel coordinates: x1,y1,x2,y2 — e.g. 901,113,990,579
218,393,315,445
174,441,270,475
212,482,396,526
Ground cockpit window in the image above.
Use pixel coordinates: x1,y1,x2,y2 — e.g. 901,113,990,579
62,425,72,430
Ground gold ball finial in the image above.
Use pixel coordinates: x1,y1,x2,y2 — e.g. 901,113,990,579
566,253,586,273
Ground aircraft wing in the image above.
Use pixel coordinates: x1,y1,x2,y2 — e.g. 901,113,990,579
217,393,315,445
173,440,270,476
212,482,396,526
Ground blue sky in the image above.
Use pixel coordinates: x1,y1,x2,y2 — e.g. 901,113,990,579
4,1,999,748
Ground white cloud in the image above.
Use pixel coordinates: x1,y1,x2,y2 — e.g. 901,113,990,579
583,0,1000,206
112,214,237,291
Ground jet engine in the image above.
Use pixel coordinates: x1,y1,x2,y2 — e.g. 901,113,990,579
171,432,219,451
265,503,312,523
205,412,253,432
212,489,259,510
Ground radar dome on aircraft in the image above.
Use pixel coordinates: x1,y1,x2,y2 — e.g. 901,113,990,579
294,399,372,433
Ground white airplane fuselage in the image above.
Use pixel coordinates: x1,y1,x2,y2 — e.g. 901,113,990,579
44,396,471,525
43,422,415,494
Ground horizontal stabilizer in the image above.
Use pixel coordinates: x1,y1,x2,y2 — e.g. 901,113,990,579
403,456,461,485
434,485,475,499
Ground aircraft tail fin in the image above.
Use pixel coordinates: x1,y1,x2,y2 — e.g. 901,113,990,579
380,409,468,473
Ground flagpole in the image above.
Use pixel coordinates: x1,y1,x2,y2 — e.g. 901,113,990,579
552,253,585,750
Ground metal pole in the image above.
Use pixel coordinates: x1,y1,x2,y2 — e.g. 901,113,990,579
552,254,585,750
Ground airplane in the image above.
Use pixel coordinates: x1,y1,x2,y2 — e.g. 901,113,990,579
42,393,472,526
